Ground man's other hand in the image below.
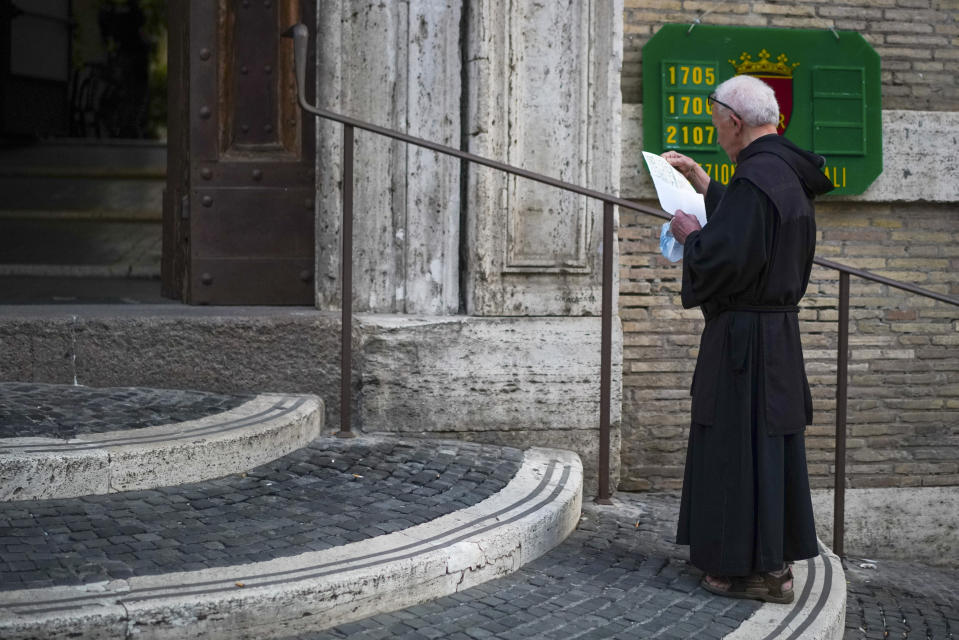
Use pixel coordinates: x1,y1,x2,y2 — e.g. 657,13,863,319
670,209,702,245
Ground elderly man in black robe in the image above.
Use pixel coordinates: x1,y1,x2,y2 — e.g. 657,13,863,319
663,74,834,604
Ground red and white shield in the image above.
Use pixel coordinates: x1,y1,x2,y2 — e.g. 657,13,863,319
755,74,793,135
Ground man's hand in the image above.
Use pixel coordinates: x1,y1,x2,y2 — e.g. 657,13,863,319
670,209,702,245
662,151,710,194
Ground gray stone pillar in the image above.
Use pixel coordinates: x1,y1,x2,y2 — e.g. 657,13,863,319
314,0,461,314
464,0,623,315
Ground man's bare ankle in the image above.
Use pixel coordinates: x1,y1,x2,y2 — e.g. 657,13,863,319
705,574,731,588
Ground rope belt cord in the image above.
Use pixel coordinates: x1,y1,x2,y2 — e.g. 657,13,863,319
704,304,800,320
724,305,800,313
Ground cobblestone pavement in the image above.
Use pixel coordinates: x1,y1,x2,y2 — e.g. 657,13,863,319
0,382,252,439
0,438,522,591
285,493,762,640
1,382,955,638
844,556,958,639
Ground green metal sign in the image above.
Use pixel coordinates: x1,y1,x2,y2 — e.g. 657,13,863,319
642,24,882,195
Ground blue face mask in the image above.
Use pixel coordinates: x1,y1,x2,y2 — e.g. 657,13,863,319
660,221,683,262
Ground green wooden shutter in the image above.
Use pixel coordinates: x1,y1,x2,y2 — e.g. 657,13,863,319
812,66,866,156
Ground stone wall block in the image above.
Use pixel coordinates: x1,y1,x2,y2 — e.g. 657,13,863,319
812,487,959,565
466,0,623,315
354,315,623,493
0,320,75,385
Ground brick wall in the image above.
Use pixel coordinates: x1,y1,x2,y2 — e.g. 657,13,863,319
618,201,959,491
623,0,959,111
619,2,958,492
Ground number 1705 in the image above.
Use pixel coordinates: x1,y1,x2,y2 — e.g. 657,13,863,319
667,65,716,86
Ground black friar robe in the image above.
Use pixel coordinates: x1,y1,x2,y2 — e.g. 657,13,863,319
676,134,835,577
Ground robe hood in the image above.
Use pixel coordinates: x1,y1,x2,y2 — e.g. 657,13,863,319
737,134,835,197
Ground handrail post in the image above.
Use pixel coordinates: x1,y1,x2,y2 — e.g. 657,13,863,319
596,200,614,505
833,270,850,555
338,124,356,439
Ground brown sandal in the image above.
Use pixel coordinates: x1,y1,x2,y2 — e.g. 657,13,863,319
700,571,795,604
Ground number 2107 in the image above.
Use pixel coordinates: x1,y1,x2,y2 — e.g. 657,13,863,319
665,124,715,146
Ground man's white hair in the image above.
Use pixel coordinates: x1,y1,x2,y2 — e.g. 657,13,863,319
713,75,780,127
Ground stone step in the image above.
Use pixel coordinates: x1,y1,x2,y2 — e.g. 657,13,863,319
0,437,582,639
0,218,161,278
0,384,322,500
0,275,169,304
0,178,162,220
0,140,164,219
291,493,848,640
0,140,164,278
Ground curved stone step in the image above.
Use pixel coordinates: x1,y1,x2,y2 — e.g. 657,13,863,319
0,391,322,500
282,493,848,640
726,542,847,640
0,444,582,640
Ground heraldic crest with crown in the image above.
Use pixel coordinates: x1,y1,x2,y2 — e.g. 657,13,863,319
729,48,800,135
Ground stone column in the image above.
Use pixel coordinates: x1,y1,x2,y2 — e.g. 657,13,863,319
311,0,625,495
314,0,461,314
464,0,623,315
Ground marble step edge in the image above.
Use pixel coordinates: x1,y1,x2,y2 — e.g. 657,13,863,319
725,541,847,640
0,393,323,501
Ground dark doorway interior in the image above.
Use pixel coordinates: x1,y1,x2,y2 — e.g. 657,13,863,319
0,0,170,304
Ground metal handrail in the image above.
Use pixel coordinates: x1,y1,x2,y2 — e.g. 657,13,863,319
816,256,956,305
283,24,959,549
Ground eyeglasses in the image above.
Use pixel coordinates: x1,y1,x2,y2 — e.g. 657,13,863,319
707,94,743,122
